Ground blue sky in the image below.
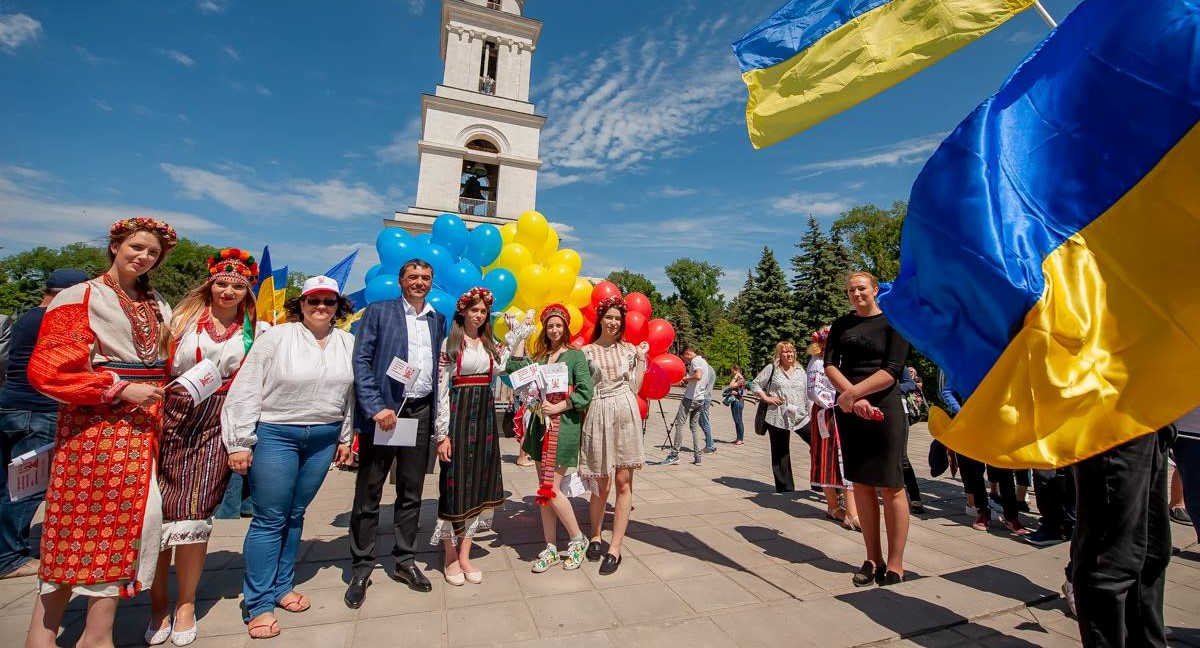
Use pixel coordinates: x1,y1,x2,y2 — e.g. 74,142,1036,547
0,0,1079,296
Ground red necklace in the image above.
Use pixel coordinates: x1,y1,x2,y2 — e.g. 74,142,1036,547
200,308,241,344
103,273,161,366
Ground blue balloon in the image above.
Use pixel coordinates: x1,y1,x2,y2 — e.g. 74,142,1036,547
364,275,401,304
431,213,469,259
444,259,483,299
420,243,455,284
465,224,503,268
427,288,455,319
364,263,384,284
376,229,412,272
481,268,517,311
415,233,432,245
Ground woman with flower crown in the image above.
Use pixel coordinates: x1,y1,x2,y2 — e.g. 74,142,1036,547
24,217,176,648
144,248,259,647
430,287,508,586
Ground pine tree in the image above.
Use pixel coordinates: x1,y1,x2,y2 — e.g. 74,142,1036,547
726,270,754,328
666,299,698,354
791,216,852,338
742,247,795,370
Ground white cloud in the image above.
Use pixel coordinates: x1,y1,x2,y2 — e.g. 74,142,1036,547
406,0,424,15
536,15,745,187
130,104,151,116
374,116,422,164
548,221,579,243
0,13,41,50
768,192,853,217
197,0,232,15
255,84,272,97
160,49,195,67
1007,30,1043,45
177,113,191,124
74,45,113,65
160,163,397,221
650,185,698,198
222,44,240,61
93,99,114,112
792,134,944,175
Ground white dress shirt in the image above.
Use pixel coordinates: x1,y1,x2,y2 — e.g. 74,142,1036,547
221,322,356,453
404,298,436,398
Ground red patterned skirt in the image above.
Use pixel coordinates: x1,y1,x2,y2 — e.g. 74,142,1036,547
158,391,231,528
810,405,850,489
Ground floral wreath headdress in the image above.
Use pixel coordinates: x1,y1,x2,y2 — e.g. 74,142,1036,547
595,295,627,317
456,286,494,313
208,248,259,286
812,325,831,346
109,217,178,251
540,303,570,326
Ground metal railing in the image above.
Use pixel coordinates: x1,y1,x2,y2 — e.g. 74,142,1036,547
478,75,496,95
458,198,496,218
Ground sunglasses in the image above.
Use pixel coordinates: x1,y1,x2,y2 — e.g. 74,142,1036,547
304,297,339,307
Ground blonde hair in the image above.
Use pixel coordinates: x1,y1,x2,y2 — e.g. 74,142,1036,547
773,341,797,364
166,276,257,353
846,271,879,289
806,341,822,357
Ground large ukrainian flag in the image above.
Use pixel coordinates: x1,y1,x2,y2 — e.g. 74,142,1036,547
880,0,1200,469
733,0,1035,149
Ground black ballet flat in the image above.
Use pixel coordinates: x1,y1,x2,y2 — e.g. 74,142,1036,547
881,571,904,586
852,561,877,587
598,553,622,575
586,541,604,562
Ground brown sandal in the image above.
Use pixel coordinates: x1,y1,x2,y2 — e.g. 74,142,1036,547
248,616,280,640
277,592,310,613
843,514,862,532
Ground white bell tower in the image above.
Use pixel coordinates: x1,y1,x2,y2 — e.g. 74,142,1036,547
390,0,545,234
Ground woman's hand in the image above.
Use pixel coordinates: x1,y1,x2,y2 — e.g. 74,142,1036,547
437,437,452,462
852,399,877,420
121,383,164,408
635,341,649,358
762,395,783,406
334,444,353,466
542,400,570,416
836,390,858,413
228,450,253,475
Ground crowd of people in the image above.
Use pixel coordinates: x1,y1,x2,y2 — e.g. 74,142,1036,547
0,217,1195,647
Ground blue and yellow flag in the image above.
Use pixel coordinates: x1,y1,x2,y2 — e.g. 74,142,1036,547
880,0,1200,469
733,0,1034,149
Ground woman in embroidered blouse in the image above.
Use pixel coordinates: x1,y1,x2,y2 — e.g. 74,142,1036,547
750,341,812,494
506,304,594,573
807,326,860,531
431,287,507,586
145,249,258,647
25,218,176,648
220,275,355,640
579,295,648,575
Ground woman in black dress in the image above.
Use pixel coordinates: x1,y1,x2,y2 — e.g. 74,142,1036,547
824,272,911,587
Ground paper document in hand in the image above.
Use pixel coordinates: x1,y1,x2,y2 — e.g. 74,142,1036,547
509,363,541,391
172,358,222,405
374,418,418,447
8,442,55,501
540,363,569,395
386,357,421,387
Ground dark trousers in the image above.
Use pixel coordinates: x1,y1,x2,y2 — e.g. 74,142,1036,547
1072,426,1174,648
901,450,921,502
986,465,1023,521
350,397,435,575
1172,435,1200,544
1034,467,1076,535
958,454,989,512
768,423,808,493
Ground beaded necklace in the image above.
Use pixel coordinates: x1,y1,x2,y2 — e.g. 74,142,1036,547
102,273,162,366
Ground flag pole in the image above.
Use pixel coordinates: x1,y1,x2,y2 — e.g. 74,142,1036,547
1032,0,1058,28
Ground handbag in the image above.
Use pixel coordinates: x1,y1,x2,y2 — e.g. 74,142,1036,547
753,365,776,436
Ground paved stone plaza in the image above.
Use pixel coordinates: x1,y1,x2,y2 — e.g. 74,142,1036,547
4,402,1198,646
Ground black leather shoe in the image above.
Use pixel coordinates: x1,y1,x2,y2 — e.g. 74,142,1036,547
393,563,433,592
344,576,371,608
586,541,604,562
881,571,904,586
598,553,622,575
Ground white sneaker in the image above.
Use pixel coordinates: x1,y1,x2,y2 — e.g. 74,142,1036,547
1061,580,1077,616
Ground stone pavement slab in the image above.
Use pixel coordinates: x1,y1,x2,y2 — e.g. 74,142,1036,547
7,405,1199,646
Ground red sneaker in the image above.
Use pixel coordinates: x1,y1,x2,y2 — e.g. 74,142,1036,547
1004,518,1031,536
972,514,990,531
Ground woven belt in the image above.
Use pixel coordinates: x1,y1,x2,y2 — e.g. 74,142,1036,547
100,362,166,383
452,375,491,388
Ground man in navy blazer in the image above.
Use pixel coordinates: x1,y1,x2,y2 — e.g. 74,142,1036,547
346,259,446,607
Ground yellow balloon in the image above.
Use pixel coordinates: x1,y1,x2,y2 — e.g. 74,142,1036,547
515,210,548,251
517,264,551,307
493,315,509,341
550,248,583,275
494,243,534,274
500,222,517,246
537,227,559,261
565,304,583,336
546,263,576,303
568,278,593,308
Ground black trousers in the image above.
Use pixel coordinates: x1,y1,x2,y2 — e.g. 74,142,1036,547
986,465,1023,521
767,423,808,493
350,396,436,575
958,454,989,512
901,450,922,502
1072,426,1174,648
1034,467,1076,535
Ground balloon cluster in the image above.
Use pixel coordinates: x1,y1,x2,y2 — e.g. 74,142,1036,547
580,281,682,420
488,211,590,339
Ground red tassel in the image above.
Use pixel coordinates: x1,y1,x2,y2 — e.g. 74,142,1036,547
535,483,557,505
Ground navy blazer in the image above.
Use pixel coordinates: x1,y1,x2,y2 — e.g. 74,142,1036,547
352,298,447,430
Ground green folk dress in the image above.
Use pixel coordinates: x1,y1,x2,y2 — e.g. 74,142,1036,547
507,348,594,468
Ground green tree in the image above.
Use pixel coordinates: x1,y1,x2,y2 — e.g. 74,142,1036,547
741,247,795,370
285,270,312,300
791,216,853,337
149,238,220,304
725,270,754,328
666,299,698,353
831,200,906,281
664,258,724,338
704,319,751,381
605,268,666,316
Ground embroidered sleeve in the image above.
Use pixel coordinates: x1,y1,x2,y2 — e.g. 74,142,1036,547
435,339,452,441
807,359,836,409
628,343,646,395
27,297,117,406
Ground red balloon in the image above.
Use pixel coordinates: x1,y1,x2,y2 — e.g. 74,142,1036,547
570,333,589,348
651,353,685,384
590,280,621,310
626,292,652,318
646,319,676,357
623,311,648,344
637,395,649,420
638,364,670,400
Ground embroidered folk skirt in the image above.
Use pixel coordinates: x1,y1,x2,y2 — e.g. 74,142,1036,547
810,405,850,489
158,390,231,547
433,376,504,544
579,385,644,481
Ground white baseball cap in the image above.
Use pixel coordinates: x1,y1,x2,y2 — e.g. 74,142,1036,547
300,275,341,297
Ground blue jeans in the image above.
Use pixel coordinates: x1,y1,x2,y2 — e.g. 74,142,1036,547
242,422,339,620
0,409,57,575
214,472,253,519
1173,435,1200,544
730,400,745,442
698,399,714,449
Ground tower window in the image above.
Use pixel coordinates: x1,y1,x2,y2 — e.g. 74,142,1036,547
487,0,502,10
479,40,498,95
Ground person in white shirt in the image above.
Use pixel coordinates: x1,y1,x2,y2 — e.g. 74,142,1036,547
663,347,714,466
221,275,355,640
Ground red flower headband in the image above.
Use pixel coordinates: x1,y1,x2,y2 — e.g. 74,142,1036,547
110,217,178,250
208,248,259,285
456,286,494,313
595,295,627,316
812,325,831,346
541,303,570,326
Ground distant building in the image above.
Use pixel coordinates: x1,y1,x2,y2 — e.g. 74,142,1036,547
390,0,545,234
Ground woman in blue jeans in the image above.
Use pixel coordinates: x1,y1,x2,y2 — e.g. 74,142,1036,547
726,365,747,445
221,276,355,640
